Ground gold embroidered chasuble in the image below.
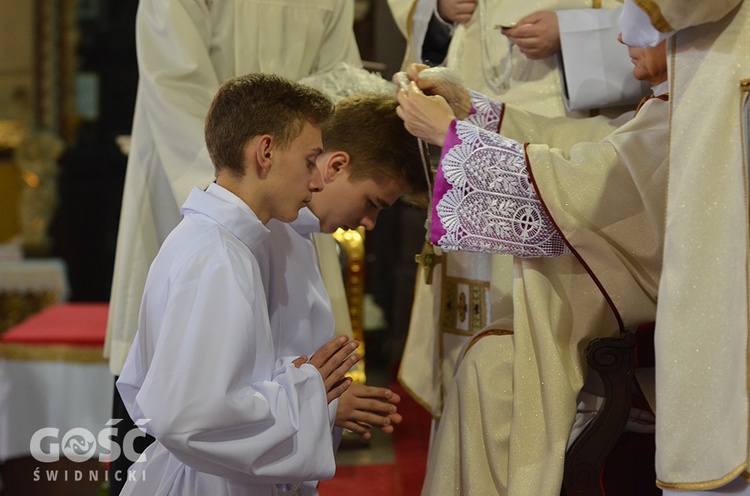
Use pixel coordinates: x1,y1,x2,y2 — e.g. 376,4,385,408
422,95,669,495
633,0,750,490
395,0,625,419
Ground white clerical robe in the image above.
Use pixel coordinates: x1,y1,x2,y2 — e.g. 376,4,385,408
422,90,669,495
106,0,361,375
388,0,638,111
259,210,338,363
388,0,639,421
117,184,335,496
256,209,344,483
623,0,750,491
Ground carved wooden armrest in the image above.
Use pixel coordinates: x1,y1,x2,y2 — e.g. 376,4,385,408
563,332,636,496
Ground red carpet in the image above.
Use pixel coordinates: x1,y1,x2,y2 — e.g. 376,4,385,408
320,464,399,495
319,382,432,496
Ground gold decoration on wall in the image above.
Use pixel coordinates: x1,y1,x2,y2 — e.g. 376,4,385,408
0,120,26,242
0,120,25,150
35,0,80,142
15,129,64,255
333,227,367,385
0,290,59,333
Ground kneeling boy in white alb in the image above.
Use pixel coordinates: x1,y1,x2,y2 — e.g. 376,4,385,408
117,73,361,496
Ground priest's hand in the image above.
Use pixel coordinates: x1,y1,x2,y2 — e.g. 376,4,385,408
501,11,561,60
397,82,455,147
336,384,403,439
437,0,477,23
396,64,471,120
293,336,360,403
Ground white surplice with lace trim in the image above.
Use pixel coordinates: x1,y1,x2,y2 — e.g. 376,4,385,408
431,91,571,258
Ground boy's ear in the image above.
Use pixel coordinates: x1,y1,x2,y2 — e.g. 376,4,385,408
324,151,350,182
253,134,274,175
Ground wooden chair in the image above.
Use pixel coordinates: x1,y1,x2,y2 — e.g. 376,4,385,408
562,324,660,496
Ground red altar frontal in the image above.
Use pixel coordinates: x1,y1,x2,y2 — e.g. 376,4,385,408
0,303,114,462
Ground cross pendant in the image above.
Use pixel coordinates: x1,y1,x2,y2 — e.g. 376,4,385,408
414,241,443,285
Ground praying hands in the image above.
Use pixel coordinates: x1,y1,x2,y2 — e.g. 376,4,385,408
337,384,403,439
293,335,361,403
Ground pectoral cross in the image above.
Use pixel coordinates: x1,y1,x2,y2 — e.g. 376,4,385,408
414,241,443,285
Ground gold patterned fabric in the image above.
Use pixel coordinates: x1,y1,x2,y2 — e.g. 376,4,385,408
0,303,108,362
422,94,670,495
395,0,627,424
0,258,69,332
633,0,743,33
644,1,750,489
0,343,105,363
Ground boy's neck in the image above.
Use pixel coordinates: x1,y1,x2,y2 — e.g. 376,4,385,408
215,175,270,224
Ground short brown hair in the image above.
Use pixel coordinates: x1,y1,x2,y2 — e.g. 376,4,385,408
205,73,334,176
321,93,429,201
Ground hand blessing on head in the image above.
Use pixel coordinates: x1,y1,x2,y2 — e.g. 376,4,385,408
396,82,456,147
395,64,470,120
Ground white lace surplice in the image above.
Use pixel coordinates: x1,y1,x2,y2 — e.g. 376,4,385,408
430,92,570,258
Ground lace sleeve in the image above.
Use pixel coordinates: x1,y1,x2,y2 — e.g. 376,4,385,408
430,120,571,258
464,90,505,132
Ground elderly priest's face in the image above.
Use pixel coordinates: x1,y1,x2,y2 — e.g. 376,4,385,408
618,33,668,87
